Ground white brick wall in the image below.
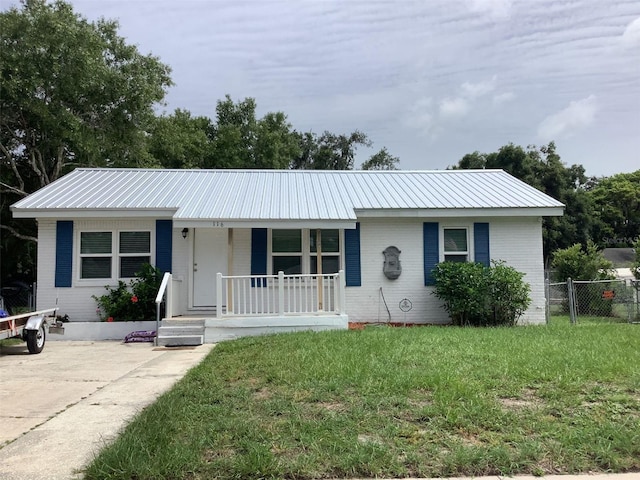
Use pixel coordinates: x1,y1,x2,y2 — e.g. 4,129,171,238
37,218,157,322
38,218,546,325
345,216,546,325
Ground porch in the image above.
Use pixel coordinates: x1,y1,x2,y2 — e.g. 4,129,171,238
156,271,349,345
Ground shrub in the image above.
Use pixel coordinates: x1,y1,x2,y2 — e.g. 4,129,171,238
94,264,163,322
550,241,614,281
432,260,531,326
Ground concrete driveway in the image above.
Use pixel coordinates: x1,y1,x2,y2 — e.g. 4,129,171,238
0,340,214,480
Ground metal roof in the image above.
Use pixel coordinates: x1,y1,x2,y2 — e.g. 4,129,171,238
11,168,564,224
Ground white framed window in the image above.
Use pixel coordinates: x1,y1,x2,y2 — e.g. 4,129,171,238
271,229,302,275
79,230,152,280
80,232,112,279
443,227,469,262
310,229,340,274
119,231,151,278
270,229,342,275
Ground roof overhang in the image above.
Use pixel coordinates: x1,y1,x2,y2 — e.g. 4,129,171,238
173,219,358,229
355,207,564,218
11,208,178,219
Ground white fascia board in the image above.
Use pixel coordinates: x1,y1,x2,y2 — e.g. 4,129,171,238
173,219,358,229
354,207,564,218
12,208,178,219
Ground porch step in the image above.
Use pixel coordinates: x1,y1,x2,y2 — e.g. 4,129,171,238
157,334,204,347
157,319,205,346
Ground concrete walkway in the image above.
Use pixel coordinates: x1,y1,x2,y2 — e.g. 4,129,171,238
0,340,214,480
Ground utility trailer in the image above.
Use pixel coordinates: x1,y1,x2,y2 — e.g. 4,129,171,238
0,308,59,354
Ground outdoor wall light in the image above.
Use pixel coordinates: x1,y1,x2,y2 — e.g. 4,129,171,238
181,228,189,239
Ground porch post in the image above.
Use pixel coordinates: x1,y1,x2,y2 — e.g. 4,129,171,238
338,269,346,314
227,229,233,313
278,270,285,317
216,272,223,319
316,229,323,310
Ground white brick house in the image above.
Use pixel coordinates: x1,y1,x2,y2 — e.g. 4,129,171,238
12,168,563,339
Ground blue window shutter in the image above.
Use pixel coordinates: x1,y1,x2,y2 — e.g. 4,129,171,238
251,228,268,287
155,220,173,274
55,221,73,287
344,223,361,287
474,223,490,267
423,222,439,286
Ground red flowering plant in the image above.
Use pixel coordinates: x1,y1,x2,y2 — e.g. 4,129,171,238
93,264,162,322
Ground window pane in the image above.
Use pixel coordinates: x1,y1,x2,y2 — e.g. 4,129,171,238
273,256,301,274
444,254,468,263
310,255,340,274
310,229,339,253
81,257,111,278
120,256,151,278
120,232,150,254
272,230,301,253
444,229,467,252
81,232,112,254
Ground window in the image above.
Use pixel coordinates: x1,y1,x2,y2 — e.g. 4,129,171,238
443,228,468,262
79,230,151,280
310,229,340,274
270,229,341,275
272,229,302,274
80,232,112,279
119,231,151,277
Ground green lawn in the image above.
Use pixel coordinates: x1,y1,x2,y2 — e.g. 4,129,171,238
85,324,640,479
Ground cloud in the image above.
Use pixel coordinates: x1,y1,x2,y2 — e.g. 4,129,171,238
439,97,470,118
537,95,597,140
493,92,515,105
621,17,640,48
467,0,512,19
461,76,497,98
406,97,438,137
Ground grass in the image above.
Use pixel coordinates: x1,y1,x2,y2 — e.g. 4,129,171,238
84,323,640,479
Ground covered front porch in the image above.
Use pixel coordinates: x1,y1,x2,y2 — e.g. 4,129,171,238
157,268,349,345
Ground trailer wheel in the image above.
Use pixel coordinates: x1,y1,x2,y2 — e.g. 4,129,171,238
26,325,46,354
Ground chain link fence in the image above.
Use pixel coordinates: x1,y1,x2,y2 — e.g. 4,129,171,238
546,277,639,324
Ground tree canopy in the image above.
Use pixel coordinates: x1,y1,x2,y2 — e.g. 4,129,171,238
452,142,593,261
0,0,172,281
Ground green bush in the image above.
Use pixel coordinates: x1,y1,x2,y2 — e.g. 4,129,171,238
550,241,614,281
93,264,163,322
432,260,531,326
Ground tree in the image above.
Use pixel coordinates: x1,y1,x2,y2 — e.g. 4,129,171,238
361,147,399,170
452,142,592,261
291,130,371,170
587,170,640,248
0,0,172,283
205,96,300,169
147,109,213,169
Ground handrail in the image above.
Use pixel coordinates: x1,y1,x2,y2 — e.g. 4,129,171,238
155,272,172,346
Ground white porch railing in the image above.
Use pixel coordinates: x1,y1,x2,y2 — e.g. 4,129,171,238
216,270,346,318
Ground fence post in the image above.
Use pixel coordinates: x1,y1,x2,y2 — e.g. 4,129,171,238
216,273,223,319
567,277,576,324
544,276,550,324
278,271,285,317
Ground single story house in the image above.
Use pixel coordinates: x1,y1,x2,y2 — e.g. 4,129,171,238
11,168,564,341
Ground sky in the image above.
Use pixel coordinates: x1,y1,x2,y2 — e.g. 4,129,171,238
10,0,640,176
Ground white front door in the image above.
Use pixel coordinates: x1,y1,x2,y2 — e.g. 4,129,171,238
192,229,228,308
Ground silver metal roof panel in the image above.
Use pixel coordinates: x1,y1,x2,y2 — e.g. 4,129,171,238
12,168,565,221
